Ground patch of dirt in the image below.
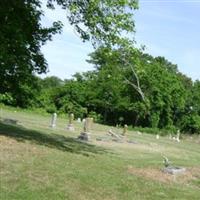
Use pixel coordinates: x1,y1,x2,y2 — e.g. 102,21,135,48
0,135,47,156
127,166,200,186
0,135,18,144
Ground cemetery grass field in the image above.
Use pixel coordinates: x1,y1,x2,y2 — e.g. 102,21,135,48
0,107,200,200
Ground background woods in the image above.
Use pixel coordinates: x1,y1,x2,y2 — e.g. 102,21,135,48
0,0,199,134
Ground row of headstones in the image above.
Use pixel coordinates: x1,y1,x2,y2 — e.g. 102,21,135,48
50,113,94,140
50,113,181,142
50,113,128,139
50,113,128,133
50,113,76,129
156,130,181,142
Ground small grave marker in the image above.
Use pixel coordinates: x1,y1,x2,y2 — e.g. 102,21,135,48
176,130,180,142
67,113,75,131
50,113,57,128
78,117,93,141
162,156,186,175
122,124,128,136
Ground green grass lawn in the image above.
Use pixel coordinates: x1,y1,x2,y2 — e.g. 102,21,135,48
0,107,200,200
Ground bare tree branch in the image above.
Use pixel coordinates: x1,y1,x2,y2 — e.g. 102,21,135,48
121,52,145,101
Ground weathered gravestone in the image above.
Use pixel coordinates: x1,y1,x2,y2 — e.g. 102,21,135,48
172,130,181,142
78,117,93,141
50,113,57,128
176,130,180,142
84,117,93,132
163,166,186,175
122,124,128,136
136,131,142,135
162,156,186,175
3,118,18,125
67,113,75,131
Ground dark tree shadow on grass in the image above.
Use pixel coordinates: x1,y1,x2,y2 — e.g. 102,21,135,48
0,122,106,156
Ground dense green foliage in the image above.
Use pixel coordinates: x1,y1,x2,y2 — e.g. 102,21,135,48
47,0,138,46
0,0,138,107
3,48,198,134
0,0,62,107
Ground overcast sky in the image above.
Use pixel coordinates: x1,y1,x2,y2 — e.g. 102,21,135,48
41,0,200,81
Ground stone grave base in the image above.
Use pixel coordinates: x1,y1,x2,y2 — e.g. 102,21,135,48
163,166,186,175
67,124,75,131
78,132,91,141
96,137,110,142
96,135,138,144
3,119,18,125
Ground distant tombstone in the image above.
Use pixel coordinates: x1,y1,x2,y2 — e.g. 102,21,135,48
176,130,180,142
108,129,121,140
77,118,81,123
78,117,93,141
163,156,170,167
122,124,128,136
83,117,93,133
162,156,186,175
50,113,57,128
4,118,18,125
137,131,142,135
67,113,75,131
169,134,172,140
156,134,160,139
163,166,186,175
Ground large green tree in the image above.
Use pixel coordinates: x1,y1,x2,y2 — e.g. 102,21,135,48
47,0,138,46
86,47,188,129
0,0,138,107
0,0,62,106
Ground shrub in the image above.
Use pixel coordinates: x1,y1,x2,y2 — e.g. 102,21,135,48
0,93,15,105
180,114,200,134
88,111,103,123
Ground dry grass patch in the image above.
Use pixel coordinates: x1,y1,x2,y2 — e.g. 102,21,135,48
127,165,200,187
0,135,47,156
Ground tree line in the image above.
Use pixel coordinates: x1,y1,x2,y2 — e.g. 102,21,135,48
1,47,200,134
0,1,199,134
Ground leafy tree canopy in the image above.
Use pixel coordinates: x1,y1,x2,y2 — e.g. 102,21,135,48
47,0,138,47
0,0,138,106
0,0,62,106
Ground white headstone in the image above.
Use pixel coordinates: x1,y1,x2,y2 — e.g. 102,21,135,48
67,113,75,131
83,117,93,133
78,118,93,141
50,113,57,128
176,130,180,142
123,124,128,135
156,134,160,139
137,131,142,135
